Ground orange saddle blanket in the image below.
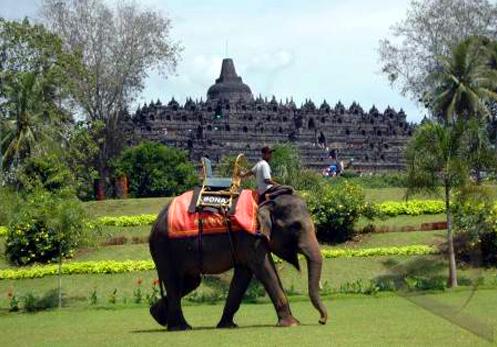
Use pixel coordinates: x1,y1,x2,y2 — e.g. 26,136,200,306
167,189,259,239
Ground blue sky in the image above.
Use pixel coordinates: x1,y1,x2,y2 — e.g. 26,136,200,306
1,0,425,122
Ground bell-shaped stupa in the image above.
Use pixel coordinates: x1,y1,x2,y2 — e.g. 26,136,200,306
207,58,253,102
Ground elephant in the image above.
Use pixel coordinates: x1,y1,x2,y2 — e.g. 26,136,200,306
148,193,328,331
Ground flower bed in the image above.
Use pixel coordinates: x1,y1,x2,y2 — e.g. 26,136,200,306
0,245,438,280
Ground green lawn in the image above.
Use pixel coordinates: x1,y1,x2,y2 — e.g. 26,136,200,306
1,253,496,310
84,197,172,218
329,230,446,249
1,290,496,346
357,214,446,231
363,184,497,202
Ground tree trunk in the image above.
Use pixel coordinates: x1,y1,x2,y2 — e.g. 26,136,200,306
58,245,62,309
115,175,128,199
445,184,458,288
94,178,106,201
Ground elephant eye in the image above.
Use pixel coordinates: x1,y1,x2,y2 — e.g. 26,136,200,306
288,221,302,233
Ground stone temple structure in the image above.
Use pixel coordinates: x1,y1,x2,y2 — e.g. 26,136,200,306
128,58,415,171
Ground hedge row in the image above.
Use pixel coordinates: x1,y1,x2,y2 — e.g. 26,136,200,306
0,245,438,280
321,245,438,258
97,214,157,227
376,200,445,216
92,201,447,228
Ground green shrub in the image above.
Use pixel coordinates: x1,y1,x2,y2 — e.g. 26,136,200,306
23,289,60,312
0,187,20,226
271,143,301,184
243,279,266,302
305,181,373,242
292,169,325,192
452,185,497,267
97,214,157,227
5,189,88,265
376,200,445,216
114,142,198,198
15,153,75,193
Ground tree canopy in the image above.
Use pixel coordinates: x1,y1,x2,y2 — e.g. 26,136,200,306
40,0,182,191
379,0,497,101
0,18,74,171
114,142,197,198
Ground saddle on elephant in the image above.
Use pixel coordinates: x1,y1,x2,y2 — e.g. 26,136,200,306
167,153,261,238
167,189,259,238
166,153,294,239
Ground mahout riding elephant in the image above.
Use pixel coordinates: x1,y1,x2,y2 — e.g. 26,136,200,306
149,193,328,331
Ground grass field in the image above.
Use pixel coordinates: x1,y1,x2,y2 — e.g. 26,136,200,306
2,187,497,346
1,290,496,346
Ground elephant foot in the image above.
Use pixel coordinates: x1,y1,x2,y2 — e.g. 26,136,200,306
277,316,299,327
150,299,168,327
167,322,192,331
217,320,239,329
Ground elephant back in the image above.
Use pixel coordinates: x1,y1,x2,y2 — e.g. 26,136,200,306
167,189,259,239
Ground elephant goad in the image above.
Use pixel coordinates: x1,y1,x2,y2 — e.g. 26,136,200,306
149,192,328,331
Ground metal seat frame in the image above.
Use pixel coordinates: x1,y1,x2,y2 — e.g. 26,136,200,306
195,154,245,210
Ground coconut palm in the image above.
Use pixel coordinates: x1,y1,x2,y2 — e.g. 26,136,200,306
429,38,497,123
1,72,47,168
412,38,497,288
405,121,468,288
1,71,67,170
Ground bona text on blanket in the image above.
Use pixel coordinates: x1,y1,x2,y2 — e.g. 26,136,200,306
167,189,258,239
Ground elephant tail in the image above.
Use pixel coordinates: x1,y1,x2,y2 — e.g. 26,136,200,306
149,240,166,299
149,204,170,300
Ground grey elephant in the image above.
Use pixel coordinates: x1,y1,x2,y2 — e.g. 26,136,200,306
148,193,328,331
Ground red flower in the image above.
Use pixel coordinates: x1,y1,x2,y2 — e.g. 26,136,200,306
153,279,160,286
136,278,143,286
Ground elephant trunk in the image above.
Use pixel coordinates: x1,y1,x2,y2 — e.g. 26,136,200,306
301,238,328,325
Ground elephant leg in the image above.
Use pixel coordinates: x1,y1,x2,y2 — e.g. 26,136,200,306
182,274,201,298
151,274,200,329
217,266,253,328
164,273,192,331
249,252,299,327
150,297,168,327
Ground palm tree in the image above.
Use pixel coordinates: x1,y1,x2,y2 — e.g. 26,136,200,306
429,38,497,123
414,38,497,288
405,121,468,288
1,71,65,170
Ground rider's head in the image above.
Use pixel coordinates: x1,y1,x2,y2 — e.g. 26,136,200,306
261,146,273,161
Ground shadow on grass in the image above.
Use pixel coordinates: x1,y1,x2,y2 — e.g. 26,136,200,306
376,256,493,343
131,323,317,334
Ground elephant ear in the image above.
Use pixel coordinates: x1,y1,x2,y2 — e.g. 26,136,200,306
257,206,272,240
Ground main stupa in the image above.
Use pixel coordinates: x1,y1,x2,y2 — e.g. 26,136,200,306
207,58,253,102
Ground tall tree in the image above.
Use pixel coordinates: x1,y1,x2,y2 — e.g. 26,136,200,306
429,38,497,121
379,0,497,102
41,0,181,196
0,18,73,173
405,121,468,287
407,38,497,287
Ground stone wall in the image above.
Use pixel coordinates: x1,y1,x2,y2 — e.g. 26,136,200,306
128,96,414,171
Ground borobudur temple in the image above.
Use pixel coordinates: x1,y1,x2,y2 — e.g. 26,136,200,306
128,58,415,171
